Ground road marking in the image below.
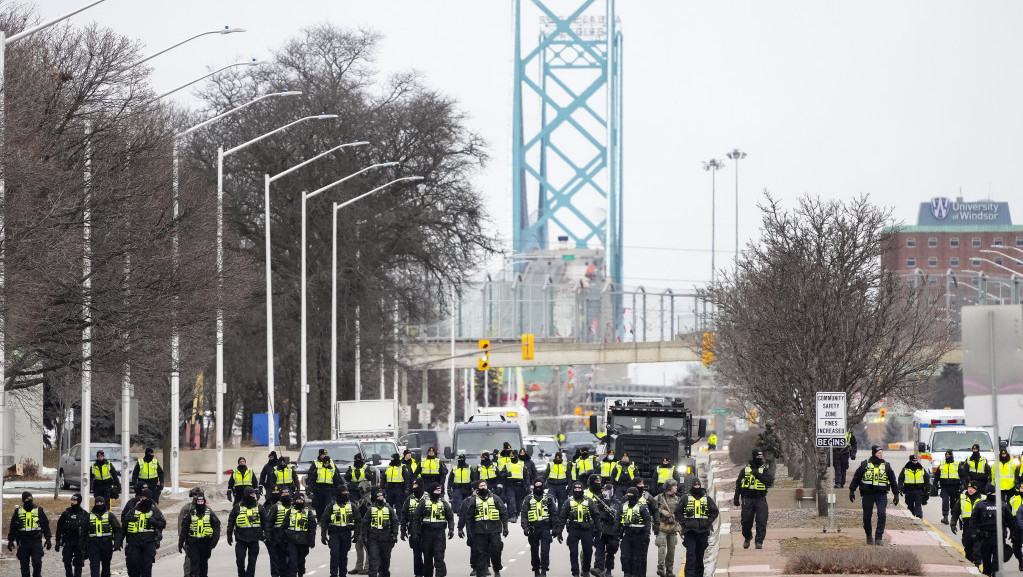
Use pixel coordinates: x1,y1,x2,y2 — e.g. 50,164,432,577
320,564,328,568
918,513,965,556
518,550,526,554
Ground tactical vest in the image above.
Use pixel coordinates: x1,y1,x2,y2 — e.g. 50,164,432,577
903,468,924,486
189,510,213,538
940,462,959,480
126,511,153,534
232,468,254,487
385,465,404,484
89,513,112,537
741,466,767,491
408,495,423,517
683,495,708,519
474,496,501,521
329,503,355,527
505,461,525,480
138,458,159,480
314,461,336,485
526,497,550,523
453,467,472,485
422,458,441,475
272,505,288,528
370,506,390,529
621,503,644,527
92,462,113,481
425,501,447,523
275,467,294,485
961,493,979,519
16,507,40,532
287,509,310,533
575,458,594,475
614,463,634,482
569,498,591,522
548,462,568,480
862,462,889,487
656,466,674,483
235,506,261,528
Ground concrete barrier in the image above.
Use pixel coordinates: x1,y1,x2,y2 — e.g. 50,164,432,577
178,449,285,474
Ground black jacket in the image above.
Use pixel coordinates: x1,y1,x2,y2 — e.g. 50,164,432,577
411,496,455,535
7,505,51,544
362,502,399,542
674,493,719,534
850,457,899,496
83,509,121,548
556,495,596,533
519,492,556,531
282,507,317,546
615,500,652,535
228,501,268,543
399,493,428,536
55,505,87,548
130,457,165,488
122,504,166,545
897,462,930,493
178,507,221,547
459,493,509,535
259,459,279,489
735,460,774,499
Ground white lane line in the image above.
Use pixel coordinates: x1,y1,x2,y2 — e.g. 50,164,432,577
518,550,527,554
320,564,328,568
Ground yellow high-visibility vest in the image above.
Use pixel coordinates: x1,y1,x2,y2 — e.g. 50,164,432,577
600,460,616,477
993,460,1017,491
314,461,336,484
235,506,261,528
385,465,404,484
961,493,979,518
370,506,390,529
232,468,254,487
526,497,549,522
126,511,153,534
329,503,354,527
902,468,924,486
89,513,112,537
683,495,708,519
287,509,310,533
16,507,40,532
474,496,501,521
621,503,644,527
741,466,767,491
505,461,525,480
422,458,441,475
92,463,113,481
656,466,674,483
862,462,888,487
477,464,498,480
548,462,567,480
138,458,159,480
940,462,959,480
453,467,472,484
189,511,213,538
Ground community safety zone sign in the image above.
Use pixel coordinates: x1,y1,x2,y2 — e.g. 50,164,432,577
815,392,847,447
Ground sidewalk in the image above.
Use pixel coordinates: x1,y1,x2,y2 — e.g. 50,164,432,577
709,454,979,576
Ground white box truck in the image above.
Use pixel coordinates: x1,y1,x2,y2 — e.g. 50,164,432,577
335,399,398,440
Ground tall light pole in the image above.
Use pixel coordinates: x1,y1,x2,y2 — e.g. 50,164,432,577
164,90,300,495
262,146,377,446
702,159,725,287
330,176,424,433
726,149,746,261
218,114,338,476
0,2,115,522
303,161,396,444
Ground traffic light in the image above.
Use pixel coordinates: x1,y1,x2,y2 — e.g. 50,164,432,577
702,332,716,366
879,408,887,422
478,339,490,351
521,333,534,360
478,339,490,371
748,408,757,425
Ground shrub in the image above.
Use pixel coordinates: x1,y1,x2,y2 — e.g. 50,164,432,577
784,547,922,575
729,428,762,466
20,459,40,479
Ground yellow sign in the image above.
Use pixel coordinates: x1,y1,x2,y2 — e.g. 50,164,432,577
702,332,716,366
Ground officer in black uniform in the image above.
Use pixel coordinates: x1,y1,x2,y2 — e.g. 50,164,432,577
676,478,718,577
307,449,341,516
228,457,258,504
228,486,267,577
617,487,651,577
89,451,122,505
897,453,929,519
84,495,121,577
832,432,857,489
264,486,293,577
448,455,474,511
961,444,992,489
178,494,221,577
323,484,358,577
951,481,984,565
933,450,962,524
363,487,399,577
55,492,87,577
260,452,281,503
284,493,318,577
849,445,899,546
592,483,620,577
733,450,773,549
123,488,166,577
400,477,427,577
130,448,164,504
412,482,455,577
520,479,555,577
6,491,52,577
973,483,1012,576
556,481,595,577
460,480,509,577
544,452,570,507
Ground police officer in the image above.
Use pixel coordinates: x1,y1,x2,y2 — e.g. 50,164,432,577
413,482,455,577
123,488,166,577
617,487,652,577
543,452,570,507
572,448,596,482
849,445,899,546
261,452,281,502
934,449,961,524
556,481,595,577
383,454,407,507
733,450,773,550
653,480,681,577
502,451,530,518
363,487,399,577
308,449,341,516
273,456,300,495
400,477,427,577
448,455,474,509
992,447,1018,498
323,484,358,577
952,481,984,565
229,457,258,504
55,492,87,577
460,480,509,577
520,449,539,484
520,479,555,577
90,451,122,504
403,450,422,486
264,486,293,577
178,494,221,577
599,451,618,480
707,434,718,451
228,486,266,577
284,493,317,577
654,457,679,496
346,454,377,502
756,421,784,478
84,495,121,577
832,432,857,488
973,484,1012,576
676,478,718,577
6,491,52,577
1008,490,1023,571
130,448,164,503
898,453,929,518
962,444,991,489
612,454,636,500
177,487,204,577
592,483,620,577
420,448,448,494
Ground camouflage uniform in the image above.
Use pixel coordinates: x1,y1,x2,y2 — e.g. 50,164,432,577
756,423,784,478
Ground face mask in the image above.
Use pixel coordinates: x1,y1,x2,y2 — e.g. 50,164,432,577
22,500,33,511
243,495,257,506
753,457,764,467
355,457,364,464
690,486,705,497
413,486,424,498
321,456,331,463
972,450,980,457
573,490,583,500
138,500,152,512
481,457,490,465
477,488,489,499
294,501,305,510
946,454,954,463
390,458,400,465
238,464,247,472
627,494,638,505
195,504,207,515
280,496,292,507
375,497,385,505
431,491,442,501
270,492,281,503
278,462,287,470
511,456,519,463
1002,454,1011,463
92,504,107,515
533,486,544,497
338,491,350,503
144,454,153,462
554,456,562,463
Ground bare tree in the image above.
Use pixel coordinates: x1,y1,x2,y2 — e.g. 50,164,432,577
699,193,955,516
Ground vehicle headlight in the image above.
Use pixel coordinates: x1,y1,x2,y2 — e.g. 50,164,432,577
676,465,691,474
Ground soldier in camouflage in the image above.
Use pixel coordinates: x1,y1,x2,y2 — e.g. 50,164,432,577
756,422,784,478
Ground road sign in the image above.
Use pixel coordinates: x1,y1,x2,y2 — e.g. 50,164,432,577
400,405,412,421
815,392,847,447
711,409,730,414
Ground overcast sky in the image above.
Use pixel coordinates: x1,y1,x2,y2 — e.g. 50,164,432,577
42,0,1023,293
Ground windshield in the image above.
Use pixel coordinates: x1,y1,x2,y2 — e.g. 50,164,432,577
298,444,361,464
88,447,123,462
650,417,686,432
931,431,993,453
455,429,522,456
534,439,560,455
360,442,397,460
564,432,596,443
1011,428,1023,446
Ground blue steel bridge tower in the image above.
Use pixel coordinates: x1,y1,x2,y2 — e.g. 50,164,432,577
512,0,624,290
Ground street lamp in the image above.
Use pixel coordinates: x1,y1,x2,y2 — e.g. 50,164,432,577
163,90,302,495
262,144,374,447
302,161,395,445
726,149,746,261
0,0,113,544
142,59,261,107
330,176,424,436
218,113,338,478
702,159,725,287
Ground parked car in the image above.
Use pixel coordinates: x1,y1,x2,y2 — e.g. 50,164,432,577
59,443,129,490
295,440,364,484
399,429,441,453
561,431,599,457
